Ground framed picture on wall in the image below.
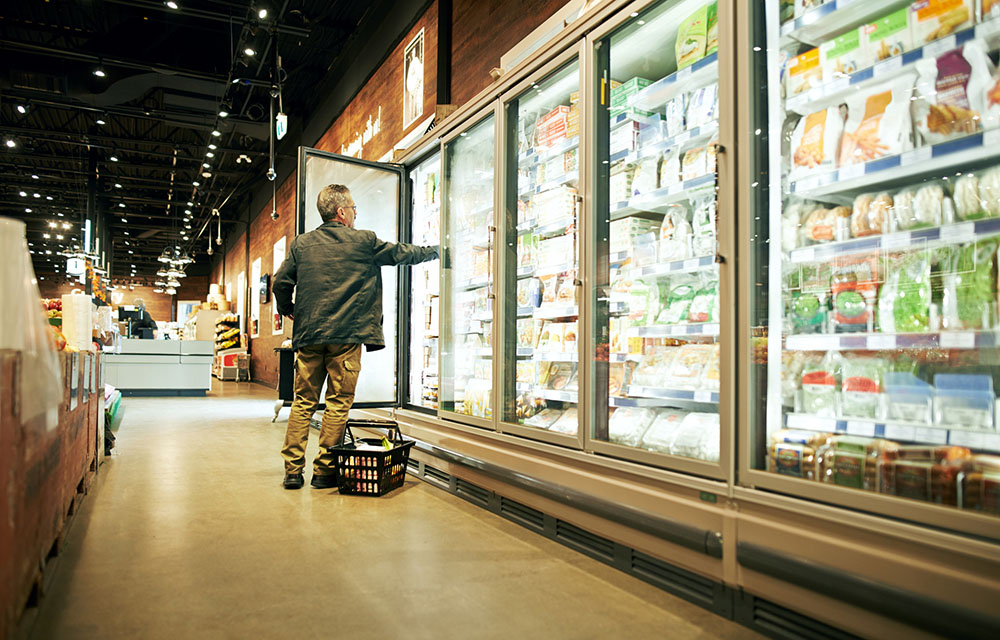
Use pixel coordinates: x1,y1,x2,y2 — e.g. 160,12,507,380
403,28,424,129
272,236,286,335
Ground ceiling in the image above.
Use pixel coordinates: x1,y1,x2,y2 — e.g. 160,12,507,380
0,0,380,284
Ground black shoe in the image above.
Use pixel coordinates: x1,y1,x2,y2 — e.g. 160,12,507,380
283,473,304,490
310,474,338,489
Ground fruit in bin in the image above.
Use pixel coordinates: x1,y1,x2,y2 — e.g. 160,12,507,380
48,325,67,351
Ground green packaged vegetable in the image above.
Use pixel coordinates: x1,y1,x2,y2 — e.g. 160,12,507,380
657,280,696,325
688,279,718,323
879,251,931,333
841,357,885,419
942,240,998,330
800,351,842,417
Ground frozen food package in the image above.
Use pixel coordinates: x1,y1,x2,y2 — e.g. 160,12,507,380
767,429,832,480
628,278,657,326
658,204,692,262
790,107,844,180
667,344,715,390
884,371,933,423
794,0,832,18
979,166,1000,217
820,27,868,82
934,373,995,429
705,2,718,56
985,0,1000,20
705,141,718,176
961,455,1000,514
891,186,948,230
909,0,973,45
850,192,891,237
830,253,879,332
555,271,577,305
549,408,578,435
878,250,931,333
782,200,809,250
676,5,709,69
548,362,576,390
785,47,822,97
656,279,698,325
632,231,659,268
952,173,988,220
940,239,998,330
839,74,916,167
700,343,721,392
516,361,536,384
686,84,719,129
688,279,718,323
538,273,560,305
691,197,716,256
659,150,681,188
789,262,831,333
525,408,564,429
681,147,707,181
631,346,681,388
802,205,850,244
517,278,532,307
607,407,658,447
610,163,635,202
631,154,661,196
641,409,690,453
781,0,795,23
547,322,566,353
671,413,720,461
800,351,842,417
562,322,578,352
781,351,808,406
516,318,535,348
608,362,626,396
863,7,912,62
819,436,894,491
840,357,885,419
664,94,687,139
913,42,993,145
881,445,970,505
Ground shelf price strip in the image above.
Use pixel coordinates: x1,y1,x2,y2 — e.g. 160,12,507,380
784,413,1000,453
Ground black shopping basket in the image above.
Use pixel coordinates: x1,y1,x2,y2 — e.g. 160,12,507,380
327,419,414,496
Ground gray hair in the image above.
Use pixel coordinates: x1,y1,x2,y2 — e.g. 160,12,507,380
317,184,352,223
133,297,146,310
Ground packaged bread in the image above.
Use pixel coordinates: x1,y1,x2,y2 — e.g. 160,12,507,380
913,42,993,145
820,27,868,82
802,205,851,244
909,0,973,45
904,182,950,228
607,406,657,447
838,74,916,167
790,107,844,179
979,166,1000,217
850,192,891,237
767,429,832,480
880,445,970,506
863,7,912,62
818,435,895,491
961,455,1000,514
786,47,822,97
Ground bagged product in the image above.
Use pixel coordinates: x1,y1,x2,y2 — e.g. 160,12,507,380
800,351,842,417
863,7,912,62
820,27,868,82
676,6,709,69
978,166,1000,216
767,429,832,480
670,413,720,461
802,205,851,244
940,239,998,330
681,147,707,181
786,48,822,97
667,343,715,389
525,408,564,429
549,407,578,435
912,42,993,145
688,279,718,323
830,253,880,331
516,318,535,348
608,361,626,395
700,343,721,392
909,0,974,45
790,107,844,179
659,150,681,187
850,192,891,238
664,94,687,139
878,250,932,333
781,0,795,23
840,357,886,419
658,204,692,262
686,84,719,129
781,351,808,407
554,271,577,305
891,185,952,230
641,409,690,453
631,346,681,388
610,163,636,202
691,197,716,256
656,279,698,325
790,262,831,333
607,407,658,447
628,278,656,326
631,154,661,196
839,74,916,167
884,371,934,423
953,173,987,220
706,3,718,56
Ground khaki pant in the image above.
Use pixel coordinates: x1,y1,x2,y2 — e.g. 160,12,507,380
281,343,362,475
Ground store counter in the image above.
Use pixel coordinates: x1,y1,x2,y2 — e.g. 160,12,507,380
103,339,213,396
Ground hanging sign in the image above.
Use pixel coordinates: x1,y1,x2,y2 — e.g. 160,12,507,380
276,112,288,140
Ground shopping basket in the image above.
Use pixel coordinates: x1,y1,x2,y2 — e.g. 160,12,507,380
327,419,414,496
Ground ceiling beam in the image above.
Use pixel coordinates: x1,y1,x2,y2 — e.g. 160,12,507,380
0,124,271,158
104,0,311,37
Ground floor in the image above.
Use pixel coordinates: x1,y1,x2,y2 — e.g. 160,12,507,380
30,380,762,640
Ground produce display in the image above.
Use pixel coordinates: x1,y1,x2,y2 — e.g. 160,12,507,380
763,0,1000,517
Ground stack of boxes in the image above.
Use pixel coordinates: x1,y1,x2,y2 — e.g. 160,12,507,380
567,90,580,139
610,77,654,119
536,105,570,149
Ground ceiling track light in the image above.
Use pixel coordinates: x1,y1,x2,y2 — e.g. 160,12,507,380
165,1,179,8
93,66,106,77
244,47,256,57
4,139,15,148
258,8,268,19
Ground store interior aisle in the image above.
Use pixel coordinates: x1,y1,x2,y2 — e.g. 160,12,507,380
29,381,760,640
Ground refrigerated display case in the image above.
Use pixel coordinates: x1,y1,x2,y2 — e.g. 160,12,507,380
440,113,496,424
407,151,442,410
588,0,731,474
747,0,1000,536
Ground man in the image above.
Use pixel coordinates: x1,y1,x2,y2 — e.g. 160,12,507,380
272,184,438,490
130,298,158,339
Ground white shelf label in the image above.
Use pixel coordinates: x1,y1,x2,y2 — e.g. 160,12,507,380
939,331,975,349
923,35,957,59
901,146,932,166
866,335,896,351
883,232,912,250
915,427,948,444
883,424,918,442
828,78,849,93
677,67,692,81
846,420,876,437
949,430,986,449
694,390,713,403
683,258,701,270
786,334,840,351
787,414,837,431
705,323,720,335
977,18,1000,40
674,131,691,144
670,325,687,336
940,222,975,244
839,164,865,181
874,57,903,77
668,183,683,195
983,433,1000,452
986,128,1000,148
792,247,816,263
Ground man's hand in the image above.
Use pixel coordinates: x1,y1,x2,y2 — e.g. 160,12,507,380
287,314,294,321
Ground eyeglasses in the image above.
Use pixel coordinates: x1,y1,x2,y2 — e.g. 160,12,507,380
342,204,358,213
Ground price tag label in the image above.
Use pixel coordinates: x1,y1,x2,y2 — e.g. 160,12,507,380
867,335,896,351
677,67,692,81
828,77,850,93
668,183,683,195
901,146,932,166
874,56,903,77
940,331,975,349
792,247,816,263
915,427,948,444
671,325,687,336
884,424,917,442
985,128,1000,148
882,232,911,250
846,420,876,437
694,390,713,403
683,258,701,270
983,433,1000,452
977,18,1000,41
940,222,975,244
807,86,825,102
949,430,986,449
839,164,865,181
924,35,957,59
674,130,691,144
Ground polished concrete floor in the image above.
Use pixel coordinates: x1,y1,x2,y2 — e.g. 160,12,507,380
30,380,762,640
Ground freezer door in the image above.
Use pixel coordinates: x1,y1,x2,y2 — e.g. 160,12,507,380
295,147,407,408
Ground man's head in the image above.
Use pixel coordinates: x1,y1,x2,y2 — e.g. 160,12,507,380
133,298,146,312
317,184,357,228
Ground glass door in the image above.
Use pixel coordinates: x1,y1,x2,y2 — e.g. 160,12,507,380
500,53,583,444
406,151,442,411
744,0,1000,538
296,147,406,407
588,0,731,475
440,112,497,426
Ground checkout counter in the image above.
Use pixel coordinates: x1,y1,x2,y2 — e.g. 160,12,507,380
103,339,213,396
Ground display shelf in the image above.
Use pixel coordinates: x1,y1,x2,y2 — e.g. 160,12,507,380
610,122,718,164
785,330,998,352
636,254,716,278
627,52,719,111
534,351,579,362
609,395,677,408
521,171,579,196
784,412,1000,452
786,19,1000,117
517,305,534,317
610,110,662,132
789,217,1000,264
621,385,719,404
610,174,716,220
516,265,536,278
535,261,577,277
609,250,631,265
791,130,1000,199
628,322,720,338
516,347,534,357
535,216,577,238
609,352,641,363
475,348,492,358
519,136,579,167
533,388,578,403
471,311,493,323
534,305,579,319
456,275,490,291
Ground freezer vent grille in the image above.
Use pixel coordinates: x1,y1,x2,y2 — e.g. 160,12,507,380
455,478,489,506
750,597,859,640
405,456,420,473
422,464,450,486
555,520,614,562
631,550,715,607
499,497,544,531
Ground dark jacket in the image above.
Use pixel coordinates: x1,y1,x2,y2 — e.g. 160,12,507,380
272,220,438,351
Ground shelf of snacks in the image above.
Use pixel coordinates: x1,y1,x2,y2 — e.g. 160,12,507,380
779,0,913,47
610,173,717,221
214,313,240,351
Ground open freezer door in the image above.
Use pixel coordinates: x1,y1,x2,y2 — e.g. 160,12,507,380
296,147,407,408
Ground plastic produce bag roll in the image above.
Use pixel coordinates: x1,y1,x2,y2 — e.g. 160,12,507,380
62,292,93,352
